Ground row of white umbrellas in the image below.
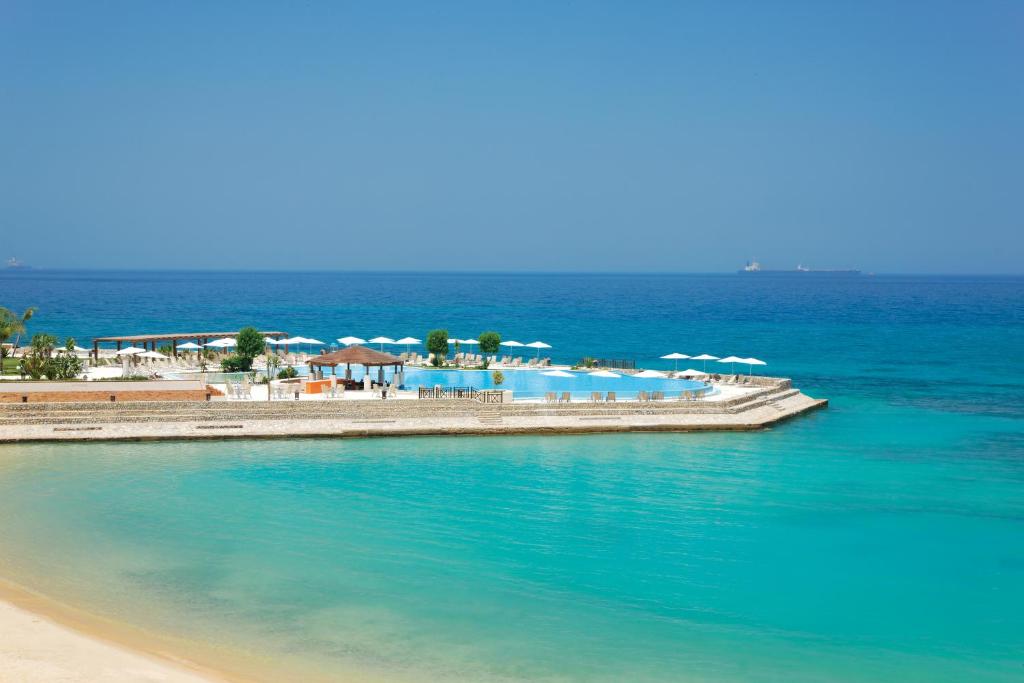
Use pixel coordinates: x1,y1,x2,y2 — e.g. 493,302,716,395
539,369,659,379
334,336,553,357
114,347,169,359
660,352,767,375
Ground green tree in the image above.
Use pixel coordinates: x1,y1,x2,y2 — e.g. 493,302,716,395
426,329,449,367
0,306,36,369
11,306,35,351
222,327,265,372
236,326,265,360
478,331,501,367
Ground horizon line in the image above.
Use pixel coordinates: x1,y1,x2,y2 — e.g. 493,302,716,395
2,267,1024,278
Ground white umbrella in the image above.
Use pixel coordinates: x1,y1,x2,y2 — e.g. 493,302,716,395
138,350,168,359
541,369,574,378
56,345,90,355
338,336,366,346
115,346,146,356
717,356,745,373
395,337,421,353
588,370,620,378
677,368,708,378
293,337,324,354
177,342,202,351
462,338,479,345
526,341,551,358
691,353,720,372
660,352,690,371
500,340,524,357
634,369,667,378
740,357,767,375
368,336,395,351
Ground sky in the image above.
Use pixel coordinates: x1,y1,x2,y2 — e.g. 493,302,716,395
1,1,1021,273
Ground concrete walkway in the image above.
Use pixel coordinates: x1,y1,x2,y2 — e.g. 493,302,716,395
0,386,826,443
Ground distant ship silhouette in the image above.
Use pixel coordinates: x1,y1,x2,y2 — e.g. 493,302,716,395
738,260,860,275
6,257,31,270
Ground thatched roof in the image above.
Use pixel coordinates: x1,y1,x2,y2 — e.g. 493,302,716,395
307,345,404,367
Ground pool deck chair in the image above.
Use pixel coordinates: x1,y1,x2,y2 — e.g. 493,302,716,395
638,390,649,402
591,391,601,402
545,392,557,403
606,391,616,402
560,391,571,403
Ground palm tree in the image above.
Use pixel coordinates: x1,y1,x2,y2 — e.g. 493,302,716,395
0,306,36,356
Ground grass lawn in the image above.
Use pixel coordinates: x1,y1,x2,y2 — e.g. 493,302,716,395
1,357,21,374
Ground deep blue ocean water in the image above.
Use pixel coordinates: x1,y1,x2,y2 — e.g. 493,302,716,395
0,271,1022,681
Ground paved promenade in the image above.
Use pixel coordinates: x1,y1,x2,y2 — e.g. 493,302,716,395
0,380,826,443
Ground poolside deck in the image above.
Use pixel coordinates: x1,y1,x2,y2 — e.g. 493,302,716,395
0,378,826,442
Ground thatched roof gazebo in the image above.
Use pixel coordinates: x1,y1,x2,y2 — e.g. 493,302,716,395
307,345,404,383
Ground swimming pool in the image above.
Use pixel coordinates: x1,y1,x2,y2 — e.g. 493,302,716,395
304,366,711,401
170,367,712,401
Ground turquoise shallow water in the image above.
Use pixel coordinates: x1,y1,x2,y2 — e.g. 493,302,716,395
0,272,1022,680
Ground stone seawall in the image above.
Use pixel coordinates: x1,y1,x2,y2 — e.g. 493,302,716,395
0,380,827,443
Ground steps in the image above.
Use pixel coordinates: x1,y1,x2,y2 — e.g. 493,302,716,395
476,410,503,425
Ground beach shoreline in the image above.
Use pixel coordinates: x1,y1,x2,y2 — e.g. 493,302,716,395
0,577,236,683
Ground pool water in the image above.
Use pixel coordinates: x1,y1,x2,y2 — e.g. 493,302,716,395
297,365,710,400
405,368,708,400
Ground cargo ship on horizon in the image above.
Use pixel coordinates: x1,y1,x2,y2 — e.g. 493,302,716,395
738,260,861,276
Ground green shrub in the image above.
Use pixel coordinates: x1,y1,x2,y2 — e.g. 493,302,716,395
220,354,251,372
277,366,298,379
491,370,505,386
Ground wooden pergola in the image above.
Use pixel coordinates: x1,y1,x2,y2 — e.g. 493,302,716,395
91,331,288,359
307,345,404,383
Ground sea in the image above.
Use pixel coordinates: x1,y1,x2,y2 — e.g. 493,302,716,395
0,270,1021,682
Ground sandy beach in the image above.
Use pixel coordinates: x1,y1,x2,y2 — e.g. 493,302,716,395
0,579,234,683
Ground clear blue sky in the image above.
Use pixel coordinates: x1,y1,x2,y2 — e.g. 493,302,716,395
2,1,1021,273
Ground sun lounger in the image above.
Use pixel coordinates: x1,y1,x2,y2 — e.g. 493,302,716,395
652,391,664,401
637,390,649,402
224,382,235,399
591,391,601,402
682,390,692,400
560,391,571,403
545,392,557,403
605,391,616,402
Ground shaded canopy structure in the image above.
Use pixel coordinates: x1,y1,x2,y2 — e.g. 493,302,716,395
307,345,404,383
